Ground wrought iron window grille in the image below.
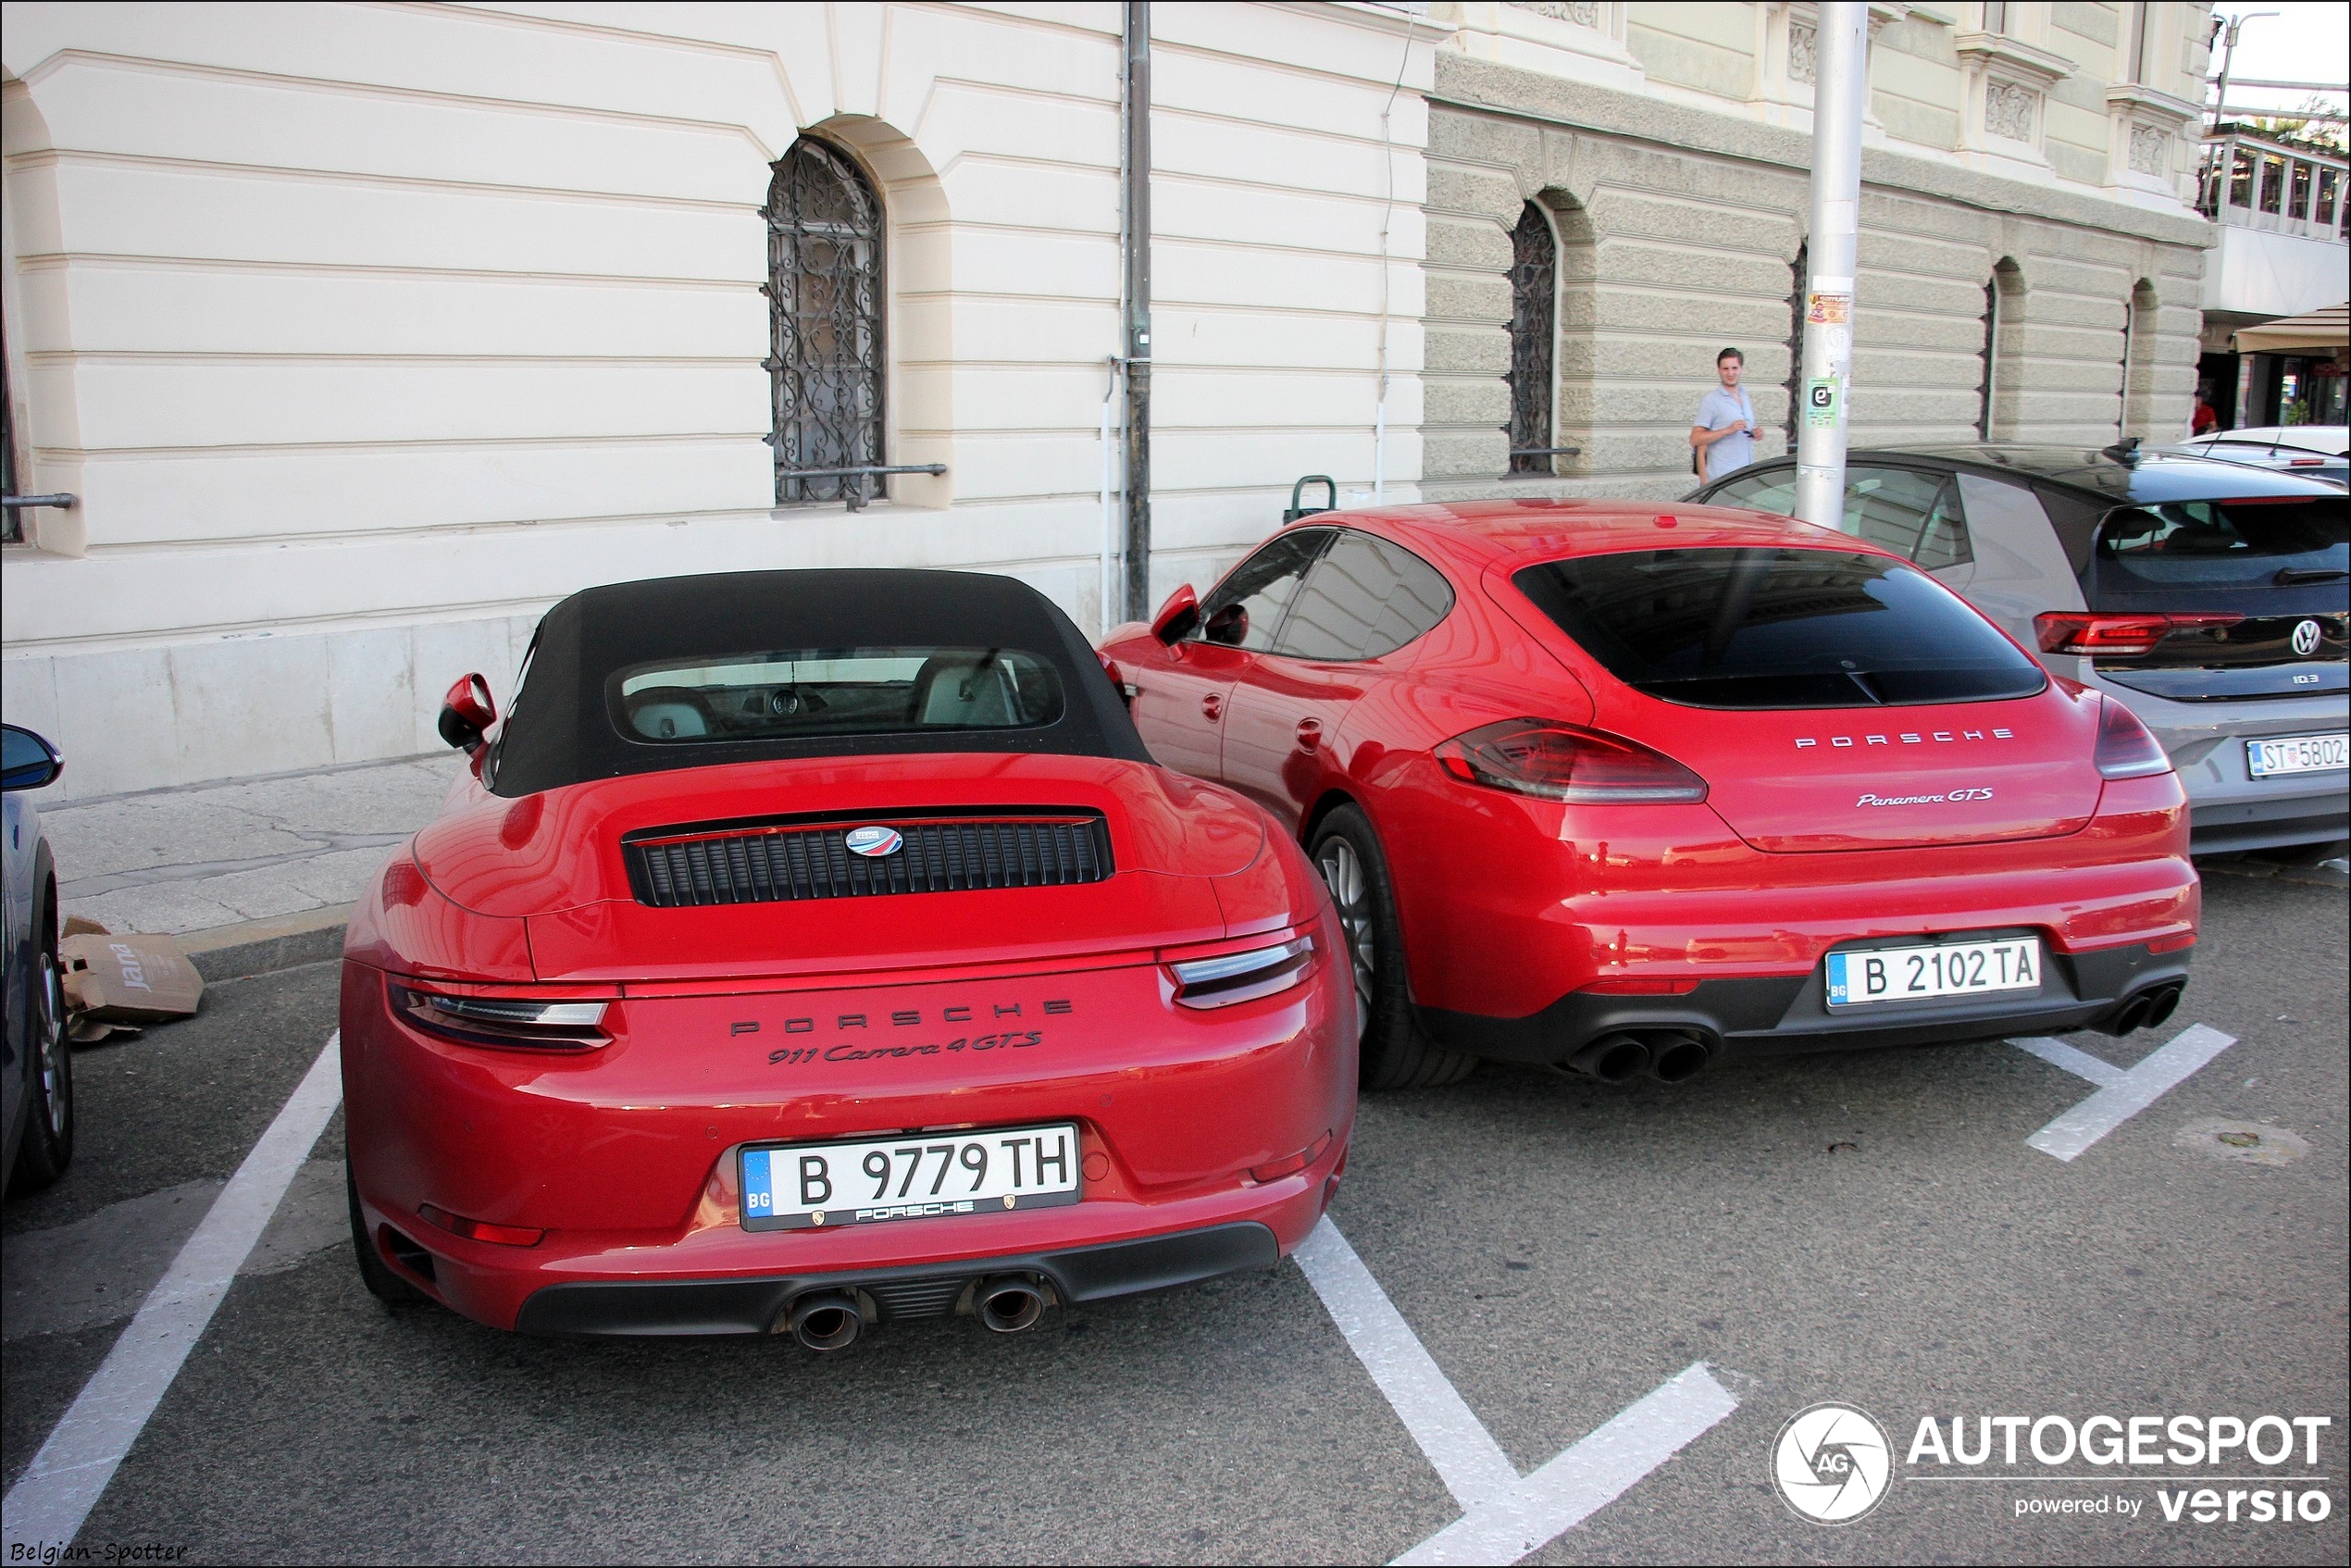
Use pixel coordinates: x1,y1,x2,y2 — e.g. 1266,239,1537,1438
765,139,891,512
1506,203,1560,476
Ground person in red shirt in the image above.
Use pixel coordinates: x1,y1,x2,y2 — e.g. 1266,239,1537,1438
2192,387,2220,435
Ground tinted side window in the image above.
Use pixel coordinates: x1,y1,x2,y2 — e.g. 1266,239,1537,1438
1844,467,1972,568
1197,529,1333,651
1275,532,1456,661
1511,547,2045,709
1706,467,1798,515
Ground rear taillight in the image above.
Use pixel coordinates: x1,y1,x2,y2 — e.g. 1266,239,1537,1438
1434,718,1708,803
2034,612,2244,656
2093,697,2172,779
389,981,610,1051
1166,937,1315,1010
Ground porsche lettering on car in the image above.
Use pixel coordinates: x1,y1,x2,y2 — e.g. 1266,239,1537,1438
341,569,1355,1347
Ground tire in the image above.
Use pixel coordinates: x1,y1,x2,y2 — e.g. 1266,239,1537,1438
1308,805,1475,1090
347,1155,426,1307
9,901,74,1192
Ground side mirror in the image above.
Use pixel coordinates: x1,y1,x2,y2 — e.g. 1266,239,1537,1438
0,724,63,792
1151,583,1200,644
437,674,497,753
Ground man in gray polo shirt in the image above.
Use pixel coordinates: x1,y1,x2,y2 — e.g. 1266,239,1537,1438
1690,347,1758,483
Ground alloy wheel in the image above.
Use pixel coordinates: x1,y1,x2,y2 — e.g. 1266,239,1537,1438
1314,839,1375,1033
34,946,69,1137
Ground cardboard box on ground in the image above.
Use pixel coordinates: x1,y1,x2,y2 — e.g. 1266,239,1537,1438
59,915,204,1042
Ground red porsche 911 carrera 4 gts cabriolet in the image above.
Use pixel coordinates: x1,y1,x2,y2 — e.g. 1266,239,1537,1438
1100,501,2199,1091
342,570,1354,1345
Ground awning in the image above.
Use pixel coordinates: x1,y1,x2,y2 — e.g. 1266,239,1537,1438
2233,303,2349,355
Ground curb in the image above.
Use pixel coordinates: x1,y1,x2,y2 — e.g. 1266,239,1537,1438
181,904,353,983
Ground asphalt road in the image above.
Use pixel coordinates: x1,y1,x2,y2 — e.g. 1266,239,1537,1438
4,865,2345,1564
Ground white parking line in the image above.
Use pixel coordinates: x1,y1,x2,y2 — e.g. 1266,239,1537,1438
2,1033,342,1553
2009,1024,2236,1163
1395,1365,1739,1567
1294,1218,1737,1565
1294,1219,1519,1508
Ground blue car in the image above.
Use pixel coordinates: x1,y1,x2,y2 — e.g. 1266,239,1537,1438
3,723,70,1194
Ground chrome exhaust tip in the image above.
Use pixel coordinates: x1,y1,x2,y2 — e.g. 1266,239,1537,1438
787,1291,865,1351
975,1276,1049,1335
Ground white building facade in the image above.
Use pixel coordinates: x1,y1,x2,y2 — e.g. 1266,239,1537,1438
3,2,2227,799
2,2,1438,796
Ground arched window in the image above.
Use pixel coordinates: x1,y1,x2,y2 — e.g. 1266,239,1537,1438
1506,202,1558,475
1784,241,1808,453
766,138,886,507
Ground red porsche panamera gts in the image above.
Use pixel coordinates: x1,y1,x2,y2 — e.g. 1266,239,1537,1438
1100,501,2198,1090
341,570,1354,1344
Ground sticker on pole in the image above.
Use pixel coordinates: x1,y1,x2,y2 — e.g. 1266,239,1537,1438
1807,291,1851,326
1806,378,1840,429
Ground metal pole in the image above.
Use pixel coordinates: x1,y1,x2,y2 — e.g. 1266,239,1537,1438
1794,1,1867,531
1120,1,1153,621
2210,14,2281,124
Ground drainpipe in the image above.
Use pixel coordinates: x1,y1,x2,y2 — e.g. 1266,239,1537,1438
1794,2,1867,531
1121,1,1153,620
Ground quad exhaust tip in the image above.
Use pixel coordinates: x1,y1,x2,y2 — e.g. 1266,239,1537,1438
1563,1029,1716,1085
1646,1032,1711,1085
2107,981,2184,1037
786,1290,865,1351
1567,1033,1649,1084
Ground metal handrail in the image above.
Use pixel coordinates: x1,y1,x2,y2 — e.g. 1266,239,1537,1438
1508,446,1582,457
1,493,76,510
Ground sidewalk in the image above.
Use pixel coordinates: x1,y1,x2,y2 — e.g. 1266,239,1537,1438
37,753,460,967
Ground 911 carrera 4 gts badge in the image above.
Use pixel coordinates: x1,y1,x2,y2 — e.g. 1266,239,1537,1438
844,826,903,857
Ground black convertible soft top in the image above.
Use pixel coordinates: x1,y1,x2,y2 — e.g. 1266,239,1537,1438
489,569,1151,797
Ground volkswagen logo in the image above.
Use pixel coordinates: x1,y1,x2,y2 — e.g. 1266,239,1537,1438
843,826,903,858
2292,619,2322,657
1772,1402,1893,1525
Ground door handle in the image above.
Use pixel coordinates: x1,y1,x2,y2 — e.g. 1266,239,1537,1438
1294,717,1323,751
1201,693,1223,721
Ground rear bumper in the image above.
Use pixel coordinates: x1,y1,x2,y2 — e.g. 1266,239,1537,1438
1418,940,2194,1066
2187,793,2349,855
2100,679,2348,852
514,1220,1282,1337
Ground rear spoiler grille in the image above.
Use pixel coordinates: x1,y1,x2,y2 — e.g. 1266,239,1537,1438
622,814,1113,908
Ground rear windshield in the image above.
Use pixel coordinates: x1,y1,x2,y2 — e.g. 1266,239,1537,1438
2086,499,2348,604
1511,547,2046,709
613,649,1064,743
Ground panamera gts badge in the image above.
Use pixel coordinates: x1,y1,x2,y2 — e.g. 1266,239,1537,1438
844,826,903,857
2293,619,2322,656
